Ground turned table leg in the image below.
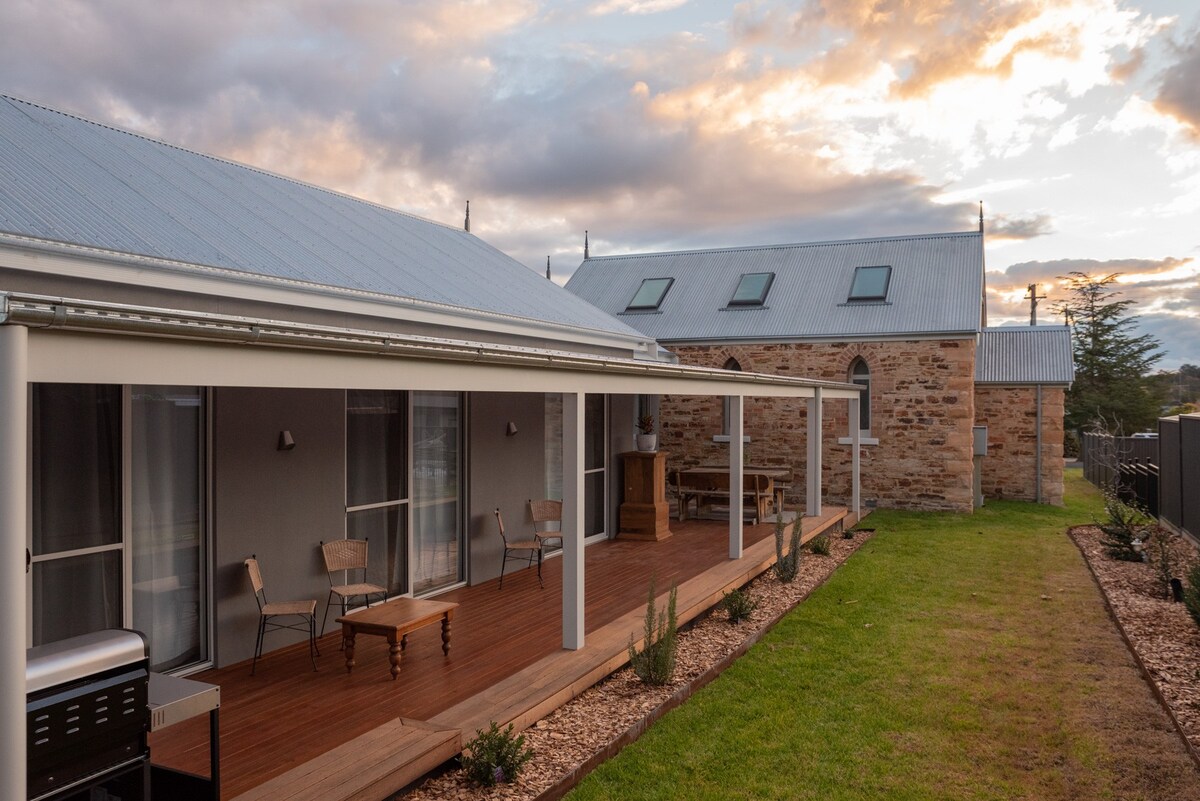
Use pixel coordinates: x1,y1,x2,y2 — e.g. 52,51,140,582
441,613,452,656
343,625,356,674
388,635,403,680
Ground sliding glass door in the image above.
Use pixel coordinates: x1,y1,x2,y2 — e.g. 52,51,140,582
345,390,408,596
412,391,463,595
29,383,208,673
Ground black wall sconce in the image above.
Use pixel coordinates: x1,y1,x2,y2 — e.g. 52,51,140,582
506,421,518,437
278,430,296,451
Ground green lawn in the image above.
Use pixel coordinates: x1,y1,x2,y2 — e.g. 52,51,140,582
568,470,1200,800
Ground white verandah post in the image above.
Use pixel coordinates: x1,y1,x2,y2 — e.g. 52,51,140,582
562,392,585,650
728,394,744,559
0,324,28,801
806,388,823,517
849,395,861,516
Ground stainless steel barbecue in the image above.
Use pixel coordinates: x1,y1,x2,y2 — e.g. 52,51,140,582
26,629,151,801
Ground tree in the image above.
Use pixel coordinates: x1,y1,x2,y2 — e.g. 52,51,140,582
1053,272,1164,434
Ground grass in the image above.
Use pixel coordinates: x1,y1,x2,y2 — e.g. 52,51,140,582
568,470,1200,800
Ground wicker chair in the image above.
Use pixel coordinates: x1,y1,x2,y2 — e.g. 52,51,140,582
244,556,319,675
528,499,563,551
495,507,546,589
319,539,388,637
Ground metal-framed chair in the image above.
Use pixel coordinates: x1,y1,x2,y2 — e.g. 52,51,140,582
528,499,563,551
495,507,545,589
319,538,388,637
244,556,319,675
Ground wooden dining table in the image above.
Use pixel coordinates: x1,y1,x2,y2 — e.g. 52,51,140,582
675,465,791,522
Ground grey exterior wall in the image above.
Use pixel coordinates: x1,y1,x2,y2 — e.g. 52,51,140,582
467,393,549,585
212,387,346,667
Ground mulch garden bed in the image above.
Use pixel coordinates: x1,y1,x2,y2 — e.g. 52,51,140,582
398,530,870,801
1070,525,1200,761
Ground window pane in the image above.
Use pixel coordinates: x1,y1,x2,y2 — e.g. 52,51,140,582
849,266,891,300
730,273,773,305
131,386,205,672
413,391,462,594
585,471,605,537
33,551,122,646
349,506,407,596
347,390,406,506
544,394,563,500
627,278,673,310
584,394,605,470
32,384,122,556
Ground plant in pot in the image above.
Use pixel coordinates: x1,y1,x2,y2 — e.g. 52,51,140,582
636,414,657,452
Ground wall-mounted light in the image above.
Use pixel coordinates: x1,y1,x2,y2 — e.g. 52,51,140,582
278,430,296,451
506,421,518,437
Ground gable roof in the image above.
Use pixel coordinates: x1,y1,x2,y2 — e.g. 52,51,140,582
565,230,985,342
975,326,1074,385
0,95,641,342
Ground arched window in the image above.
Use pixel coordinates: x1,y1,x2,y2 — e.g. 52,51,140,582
849,358,871,433
722,358,741,435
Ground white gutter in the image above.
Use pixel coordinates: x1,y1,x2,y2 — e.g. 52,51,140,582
0,234,659,357
0,291,862,397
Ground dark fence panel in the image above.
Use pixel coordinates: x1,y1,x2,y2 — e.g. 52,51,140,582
1182,417,1200,540
1159,418,1182,530
1081,432,1160,514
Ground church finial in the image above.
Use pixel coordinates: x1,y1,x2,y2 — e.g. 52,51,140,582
584,230,590,260
978,201,983,233
546,255,551,281
464,200,470,232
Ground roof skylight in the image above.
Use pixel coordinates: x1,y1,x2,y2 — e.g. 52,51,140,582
728,272,774,306
848,265,891,301
626,277,674,310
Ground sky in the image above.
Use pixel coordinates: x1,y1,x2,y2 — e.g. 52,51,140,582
2,0,1198,368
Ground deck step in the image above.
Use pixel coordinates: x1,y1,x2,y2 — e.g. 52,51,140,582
230,717,460,801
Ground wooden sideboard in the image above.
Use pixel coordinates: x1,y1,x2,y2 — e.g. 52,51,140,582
618,450,672,541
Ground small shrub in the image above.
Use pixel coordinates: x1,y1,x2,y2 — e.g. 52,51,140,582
718,587,757,624
460,721,534,787
1145,527,1179,600
629,577,678,685
1097,490,1151,562
809,533,831,556
1183,563,1200,629
773,515,801,583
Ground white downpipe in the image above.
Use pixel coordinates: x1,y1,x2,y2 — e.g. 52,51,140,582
562,392,585,650
0,324,28,801
807,389,823,517
849,397,861,516
728,395,744,560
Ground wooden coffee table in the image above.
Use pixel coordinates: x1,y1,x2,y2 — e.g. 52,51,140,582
337,597,458,681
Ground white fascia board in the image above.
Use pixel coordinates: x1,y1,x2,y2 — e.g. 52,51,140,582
0,236,658,357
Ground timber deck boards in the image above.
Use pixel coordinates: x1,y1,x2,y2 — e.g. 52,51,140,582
151,508,850,799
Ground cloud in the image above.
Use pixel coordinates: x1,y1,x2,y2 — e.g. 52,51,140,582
589,0,688,16
988,212,1054,241
1155,23,1200,137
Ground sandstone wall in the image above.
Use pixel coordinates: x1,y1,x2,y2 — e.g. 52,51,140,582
658,339,977,512
974,385,1065,505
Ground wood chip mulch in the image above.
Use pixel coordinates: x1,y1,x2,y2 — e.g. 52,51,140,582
398,532,869,801
1070,525,1200,758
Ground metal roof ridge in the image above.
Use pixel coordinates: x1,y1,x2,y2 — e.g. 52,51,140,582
0,93,464,234
980,325,1071,333
583,229,983,262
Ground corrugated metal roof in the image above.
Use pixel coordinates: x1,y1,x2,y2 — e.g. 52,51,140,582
565,231,985,341
975,326,1074,384
0,95,638,339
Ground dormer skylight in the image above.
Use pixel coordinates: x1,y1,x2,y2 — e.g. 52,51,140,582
729,272,774,306
848,265,891,301
626,277,674,311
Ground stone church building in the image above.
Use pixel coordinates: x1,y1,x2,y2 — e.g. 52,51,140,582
567,228,1074,512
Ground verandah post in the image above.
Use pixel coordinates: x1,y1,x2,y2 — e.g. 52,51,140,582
562,392,585,650
728,394,743,559
806,388,823,517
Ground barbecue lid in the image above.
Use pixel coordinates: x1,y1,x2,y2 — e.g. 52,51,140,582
26,629,149,694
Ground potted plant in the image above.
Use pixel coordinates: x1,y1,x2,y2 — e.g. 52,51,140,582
636,414,657,452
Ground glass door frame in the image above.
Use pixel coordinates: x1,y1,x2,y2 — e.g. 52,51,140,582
411,390,467,598
583,394,609,544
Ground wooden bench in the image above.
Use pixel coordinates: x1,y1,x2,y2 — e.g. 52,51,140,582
672,470,775,523
230,717,461,801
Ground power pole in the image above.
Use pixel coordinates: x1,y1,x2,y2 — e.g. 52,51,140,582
1025,283,1046,325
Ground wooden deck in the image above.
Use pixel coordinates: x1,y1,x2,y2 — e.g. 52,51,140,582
151,508,852,800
